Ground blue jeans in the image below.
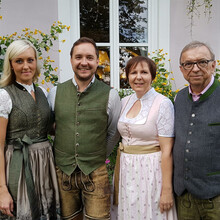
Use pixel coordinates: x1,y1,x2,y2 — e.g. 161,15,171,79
176,192,220,220
56,164,111,220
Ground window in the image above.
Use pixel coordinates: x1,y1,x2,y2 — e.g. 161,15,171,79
58,0,170,89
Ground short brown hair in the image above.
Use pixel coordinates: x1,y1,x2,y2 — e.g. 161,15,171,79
70,37,99,58
125,56,157,81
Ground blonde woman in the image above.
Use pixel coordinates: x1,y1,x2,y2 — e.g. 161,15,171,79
0,40,60,219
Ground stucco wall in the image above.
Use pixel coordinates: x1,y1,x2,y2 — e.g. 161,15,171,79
0,0,58,35
170,0,220,90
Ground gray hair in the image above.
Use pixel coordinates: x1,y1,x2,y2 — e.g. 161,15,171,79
179,41,215,64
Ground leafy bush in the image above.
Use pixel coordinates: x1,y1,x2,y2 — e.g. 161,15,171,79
150,49,177,102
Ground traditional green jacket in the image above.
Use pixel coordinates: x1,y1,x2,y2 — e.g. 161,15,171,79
54,79,111,175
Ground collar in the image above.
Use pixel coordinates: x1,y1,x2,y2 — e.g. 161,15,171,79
16,81,34,94
72,75,95,92
189,75,214,101
133,87,155,101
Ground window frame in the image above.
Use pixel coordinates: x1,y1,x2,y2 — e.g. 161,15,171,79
58,0,170,89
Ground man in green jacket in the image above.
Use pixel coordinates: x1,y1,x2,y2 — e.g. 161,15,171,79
48,37,121,220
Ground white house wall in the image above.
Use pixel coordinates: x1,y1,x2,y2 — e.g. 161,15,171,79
0,0,58,35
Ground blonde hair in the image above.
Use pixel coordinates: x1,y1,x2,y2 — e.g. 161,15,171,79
0,40,41,87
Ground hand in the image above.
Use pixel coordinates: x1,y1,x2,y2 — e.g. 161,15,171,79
0,185,14,217
159,189,174,213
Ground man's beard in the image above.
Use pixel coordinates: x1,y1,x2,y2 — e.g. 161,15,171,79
74,71,95,81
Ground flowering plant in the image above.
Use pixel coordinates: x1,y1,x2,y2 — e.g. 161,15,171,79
0,21,70,87
215,59,220,81
106,142,119,184
150,49,177,102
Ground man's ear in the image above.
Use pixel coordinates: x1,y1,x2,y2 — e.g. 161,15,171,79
96,58,99,66
211,60,216,72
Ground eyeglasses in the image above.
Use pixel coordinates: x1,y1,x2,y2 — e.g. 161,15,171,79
181,59,214,70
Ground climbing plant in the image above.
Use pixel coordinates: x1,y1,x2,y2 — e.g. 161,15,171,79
187,0,213,34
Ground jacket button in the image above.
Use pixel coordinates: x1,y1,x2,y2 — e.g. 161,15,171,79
76,143,79,147
76,154,78,157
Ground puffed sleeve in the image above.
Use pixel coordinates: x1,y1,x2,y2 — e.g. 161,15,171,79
38,86,48,97
0,89,12,119
157,98,174,137
47,86,57,112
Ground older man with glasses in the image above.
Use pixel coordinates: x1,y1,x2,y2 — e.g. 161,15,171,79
173,41,220,220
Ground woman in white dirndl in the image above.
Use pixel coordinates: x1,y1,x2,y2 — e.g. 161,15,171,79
115,56,177,220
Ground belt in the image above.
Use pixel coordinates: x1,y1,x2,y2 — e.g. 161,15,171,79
8,134,47,219
113,142,160,205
